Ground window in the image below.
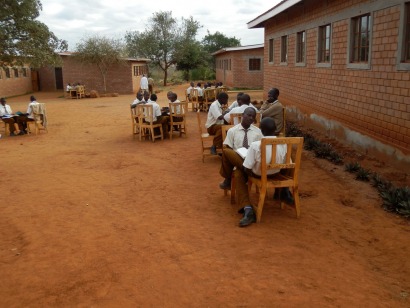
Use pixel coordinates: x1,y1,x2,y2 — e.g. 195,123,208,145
5,68,10,78
0,69,2,79
22,68,28,77
351,14,371,63
296,31,306,63
13,68,19,78
268,38,274,62
281,35,288,63
403,3,410,62
318,24,331,63
249,58,261,71
133,65,147,76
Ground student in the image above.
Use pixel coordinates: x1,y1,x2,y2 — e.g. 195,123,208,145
260,88,284,135
0,97,25,136
205,92,229,154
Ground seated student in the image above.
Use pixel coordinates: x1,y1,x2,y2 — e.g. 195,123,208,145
186,82,195,100
145,93,169,138
235,117,287,227
130,91,144,108
205,92,229,154
260,88,284,135
0,97,25,136
226,92,243,112
223,93,258,124
66,83,72,92
17,95,41,132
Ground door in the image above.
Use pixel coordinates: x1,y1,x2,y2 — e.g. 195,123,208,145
55,67,63,90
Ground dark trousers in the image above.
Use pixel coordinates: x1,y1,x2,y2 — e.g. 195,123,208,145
207,124,223,148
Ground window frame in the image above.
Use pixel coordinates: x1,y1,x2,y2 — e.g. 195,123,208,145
13,68,19,78
268,38,274,63
248,58,261,71
295,31,306,66
317,24,332,68
397,1,410,70
280,35,288,64
347,13,372,70
5,68,11,78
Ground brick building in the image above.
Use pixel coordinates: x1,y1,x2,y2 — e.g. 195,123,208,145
0,66,33,98
40,52,150,94
248,0,410,163
213,44,264,88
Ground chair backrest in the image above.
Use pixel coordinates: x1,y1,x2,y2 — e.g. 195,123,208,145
137,104,155,123
191,89,199,101
196,110,204,134
31,103,47,127
229,112,261,126
280,107,286,136
260,137,304,182
169,101,187,119
221,125,234,143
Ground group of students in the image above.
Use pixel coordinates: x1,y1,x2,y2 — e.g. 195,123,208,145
130,90,182,139
203,88,292,227
0,96,40,136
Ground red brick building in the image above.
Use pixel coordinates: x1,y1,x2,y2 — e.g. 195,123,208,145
248,0,410,162
40,52,150,94
213,44,264,88
0,66,32,97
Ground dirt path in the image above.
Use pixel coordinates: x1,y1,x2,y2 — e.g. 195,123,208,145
1,85,409,307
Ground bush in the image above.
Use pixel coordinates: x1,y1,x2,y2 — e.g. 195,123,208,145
345,162,361,173
355,167,371,181
380,186,410,217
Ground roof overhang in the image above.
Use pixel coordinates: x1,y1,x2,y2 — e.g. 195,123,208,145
247,0,303,29
58,52,150,62
212,44,264,56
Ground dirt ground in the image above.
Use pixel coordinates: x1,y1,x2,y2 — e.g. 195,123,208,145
1,84,409,307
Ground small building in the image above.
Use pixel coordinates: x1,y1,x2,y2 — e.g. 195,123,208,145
248,0,410,163
213,44,264,88
0,65,33,98
39,52,151,94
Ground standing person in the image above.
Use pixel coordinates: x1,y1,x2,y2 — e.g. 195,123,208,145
259,88,284,135
140,74,149,93
0,98,25,136
148,76,154,95
205,92,229,154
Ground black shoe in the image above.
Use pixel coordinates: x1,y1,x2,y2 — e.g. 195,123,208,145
219,178,231,190
238,207,245,214
18,131,25,135
10,132,17,136
239,208,256,227
210,145,217,155
281,188,295,205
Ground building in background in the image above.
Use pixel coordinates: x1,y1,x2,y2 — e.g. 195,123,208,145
0,65,33,97
248,0,410,163
213,44,264,88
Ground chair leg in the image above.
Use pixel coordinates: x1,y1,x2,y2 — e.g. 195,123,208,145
230,175,236,204
293,186,301,218
255,185,267,223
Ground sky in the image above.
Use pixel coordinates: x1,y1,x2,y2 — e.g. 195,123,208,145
37,0,282,51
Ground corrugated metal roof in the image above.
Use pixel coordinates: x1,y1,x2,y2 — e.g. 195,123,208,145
58,52,150,62
212,44,264,56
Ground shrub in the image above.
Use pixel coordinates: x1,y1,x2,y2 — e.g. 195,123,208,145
355,167,371,181
380,186,410,216
345,162,361,173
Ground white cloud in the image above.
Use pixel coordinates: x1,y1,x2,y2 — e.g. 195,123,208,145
37,0,280,50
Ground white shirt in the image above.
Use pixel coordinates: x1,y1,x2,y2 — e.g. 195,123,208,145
243,137,287,176
0,104,12,116
205,100,224,128
195,86,203,96
169,99,182,114
224,104,259,124
27,101,39,119
131,98,144,107
140,76,148,90
223,123,262,151
145,101,161,122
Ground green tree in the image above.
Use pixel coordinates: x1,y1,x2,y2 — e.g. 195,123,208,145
0,0,67,67
201,31,241,70
74,35,125,93
125,11,201,86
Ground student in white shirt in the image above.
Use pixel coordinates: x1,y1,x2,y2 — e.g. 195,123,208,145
0,97,25,136
145,93,169,138
224,93,259,124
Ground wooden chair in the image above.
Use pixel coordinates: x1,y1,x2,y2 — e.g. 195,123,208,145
130,106,139,138
203,88,216,112
196,110,218,162
229,112,262,126
26,103,48,135
279,107,286,136
221,125,236,203
76,86,85,99
137,104,163,142
169,101,187,139
247,137,304,222
190,89,200,111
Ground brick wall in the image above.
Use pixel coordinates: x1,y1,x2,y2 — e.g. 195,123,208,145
215,48,264,88
263,0,410,155
62,56,143,94
0,67,32,97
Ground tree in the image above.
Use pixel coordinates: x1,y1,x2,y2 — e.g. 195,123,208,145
74,35,125,93
201,31,241,70
0,0,67,68
125,11,201,86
